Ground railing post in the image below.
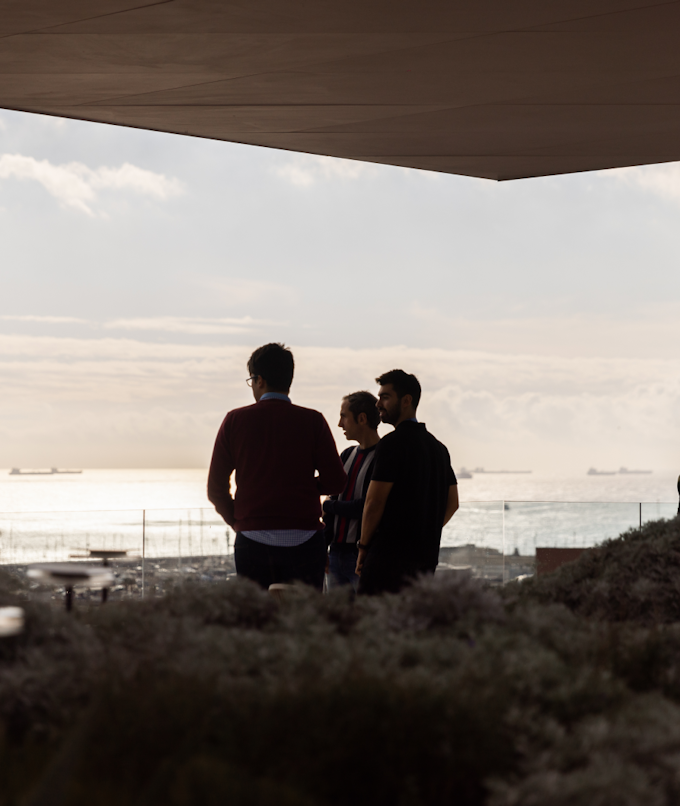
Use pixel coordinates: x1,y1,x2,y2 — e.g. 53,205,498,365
178,519,182,575
142,509,146,599
502,500,506,584
639,502,642,532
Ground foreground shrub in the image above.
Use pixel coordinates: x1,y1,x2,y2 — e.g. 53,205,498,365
0,568,25,601
510,517,680,624
1,575,518,805
4,521,680,805
489,694,680,806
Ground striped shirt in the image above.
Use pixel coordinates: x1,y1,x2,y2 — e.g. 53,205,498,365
323,443,378,546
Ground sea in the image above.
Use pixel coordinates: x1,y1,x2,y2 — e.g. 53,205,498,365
0,468,677,566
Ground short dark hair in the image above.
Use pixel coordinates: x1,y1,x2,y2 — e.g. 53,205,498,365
343,391,380,430
375,369,422,409
248,343,294,391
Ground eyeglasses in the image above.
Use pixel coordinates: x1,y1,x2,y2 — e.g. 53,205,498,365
246,375,259,387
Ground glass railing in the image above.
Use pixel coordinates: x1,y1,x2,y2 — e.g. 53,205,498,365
0,502,676,594
0,508,233,566
443,500,677,550
0,508,235,599
439,500,677,582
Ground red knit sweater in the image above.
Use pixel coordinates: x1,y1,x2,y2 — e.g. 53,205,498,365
207,399,347,532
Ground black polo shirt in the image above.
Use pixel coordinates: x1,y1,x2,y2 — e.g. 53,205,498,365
370,420,457,571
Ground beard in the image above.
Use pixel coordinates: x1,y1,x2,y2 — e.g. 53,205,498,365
379,403,401,425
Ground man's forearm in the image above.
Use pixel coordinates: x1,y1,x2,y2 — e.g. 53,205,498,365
356,500,381,576
317,468,347,496
207,451,236,527
211,494,235,527
443,485,459,526
359,492,388,547
356,481,393,576
207,482,236,526
323,497,364,520
316,428,348,495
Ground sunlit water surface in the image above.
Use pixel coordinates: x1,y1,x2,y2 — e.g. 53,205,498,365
0,468,677,564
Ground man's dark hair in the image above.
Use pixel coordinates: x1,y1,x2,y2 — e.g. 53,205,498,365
344,391,380,430
375,369,422,409
248,343,294,392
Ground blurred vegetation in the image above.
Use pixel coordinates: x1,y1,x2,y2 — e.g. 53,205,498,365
1,517,680,805
509,516,680,624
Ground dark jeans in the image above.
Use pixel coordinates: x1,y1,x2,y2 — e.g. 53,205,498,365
328,543,359,593
234,531,326,592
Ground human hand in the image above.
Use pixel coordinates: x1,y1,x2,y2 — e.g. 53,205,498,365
355,546,367,576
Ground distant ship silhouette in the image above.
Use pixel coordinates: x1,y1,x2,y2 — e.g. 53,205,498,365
9,468,83,476
456,467,532,478
472,467,532,474
587,467,652,476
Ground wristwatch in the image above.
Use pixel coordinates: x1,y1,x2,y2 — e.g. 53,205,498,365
357,542,369,550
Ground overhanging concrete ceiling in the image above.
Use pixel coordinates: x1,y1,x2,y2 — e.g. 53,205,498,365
2,0,680,180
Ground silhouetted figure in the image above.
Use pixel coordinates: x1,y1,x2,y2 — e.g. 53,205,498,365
356,370,459,595
324,391,381,593
207,342,346,591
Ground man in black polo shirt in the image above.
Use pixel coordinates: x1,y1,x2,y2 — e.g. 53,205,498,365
356,369,459,595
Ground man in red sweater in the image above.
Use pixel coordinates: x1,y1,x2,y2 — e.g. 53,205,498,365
207,342,347,591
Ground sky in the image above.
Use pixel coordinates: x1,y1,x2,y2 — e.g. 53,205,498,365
1,108,679,473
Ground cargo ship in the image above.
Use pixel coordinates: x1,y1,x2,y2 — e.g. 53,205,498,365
473,467,532,474
9,468,83,476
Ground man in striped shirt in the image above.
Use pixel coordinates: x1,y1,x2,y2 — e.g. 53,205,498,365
323,391,380,592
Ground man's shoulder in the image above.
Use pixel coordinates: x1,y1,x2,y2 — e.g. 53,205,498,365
384,422,451,457
424,427,450,452
415,424,450,455
222,403,257,424
376,423,418,448
285,404,330,430
229,402,330,440
377,428,399,445
225,402,323,420
289,402,325,418
373,428,400,459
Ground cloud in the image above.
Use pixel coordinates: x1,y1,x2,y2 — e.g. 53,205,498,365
0,314,89,325
290,346,680,473
274,154,377,187
193,275,298,308
603,161,680,202
407,302,680,360
0,314,275,336
1,335,678,472
0,154,183,215
104,316,267,335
